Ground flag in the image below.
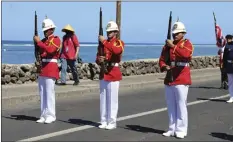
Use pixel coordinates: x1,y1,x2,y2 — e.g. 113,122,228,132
215,24,226,48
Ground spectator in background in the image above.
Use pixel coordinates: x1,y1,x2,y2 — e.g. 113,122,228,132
58,24,80,85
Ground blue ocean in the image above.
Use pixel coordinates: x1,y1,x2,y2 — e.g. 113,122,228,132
2,40,219,64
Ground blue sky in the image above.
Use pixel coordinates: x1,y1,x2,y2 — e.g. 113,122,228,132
2,2,233,44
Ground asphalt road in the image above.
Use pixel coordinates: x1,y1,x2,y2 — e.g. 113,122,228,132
2,77,233,141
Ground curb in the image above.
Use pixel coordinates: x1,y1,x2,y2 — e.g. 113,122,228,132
2,80,164,109
2,68,220,109
2,68,218,108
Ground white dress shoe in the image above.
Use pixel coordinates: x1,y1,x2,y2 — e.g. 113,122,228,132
98,123,107,129
162,131,174,137
105,124,116,130
226,98,233,103
44,117,56,124
36,117,45,123
175,132,187,139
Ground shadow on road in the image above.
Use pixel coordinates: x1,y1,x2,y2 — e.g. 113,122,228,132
59,118,99,127
158,78,164,80
2,115,38,121
123,125,164,134
190,86,222,89
197,98,227,102
210,132,233,141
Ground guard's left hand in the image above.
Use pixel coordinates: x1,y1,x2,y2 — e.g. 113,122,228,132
33,36,41,43
166,39,175,48
99,35,105,42
218,49,221,55
75,54,78,60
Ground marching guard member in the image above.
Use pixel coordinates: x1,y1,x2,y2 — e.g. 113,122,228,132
96,21,124,130
159,21,194,139
222,34,233,103
217,35,233,89
33,17,61,123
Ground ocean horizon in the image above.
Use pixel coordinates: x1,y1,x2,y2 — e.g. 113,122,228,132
2,40,217,46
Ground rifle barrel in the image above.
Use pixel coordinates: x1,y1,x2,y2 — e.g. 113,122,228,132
35,11,38,36
167,11,172,40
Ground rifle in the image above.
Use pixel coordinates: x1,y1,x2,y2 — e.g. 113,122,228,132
164,11,173,83
98,7,107,80
213,12,218,40
34,11,42,73
213,12,217,36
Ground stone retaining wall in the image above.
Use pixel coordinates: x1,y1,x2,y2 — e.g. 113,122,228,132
1,56,220,85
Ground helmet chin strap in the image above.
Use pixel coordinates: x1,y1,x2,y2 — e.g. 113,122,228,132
44,29,54,38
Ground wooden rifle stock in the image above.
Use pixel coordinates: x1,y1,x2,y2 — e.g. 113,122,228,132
34,11,42,73
164,11,173,82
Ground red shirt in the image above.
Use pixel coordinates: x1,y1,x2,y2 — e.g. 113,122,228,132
96,37,124,81
60,34,80,60
37,35,61,79
159,39,194,85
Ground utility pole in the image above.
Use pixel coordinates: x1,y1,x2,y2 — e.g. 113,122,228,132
116,1,121,39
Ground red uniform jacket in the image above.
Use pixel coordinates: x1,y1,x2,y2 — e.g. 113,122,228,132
37,35,61,79
60,34,80,60
95,37,124,81
159,39,194,85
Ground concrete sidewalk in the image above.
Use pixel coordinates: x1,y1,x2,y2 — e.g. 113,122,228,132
2,68,221,108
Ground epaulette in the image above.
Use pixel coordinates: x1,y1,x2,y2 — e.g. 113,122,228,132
180,39,190,48
114,40,123,47
114,39,124,54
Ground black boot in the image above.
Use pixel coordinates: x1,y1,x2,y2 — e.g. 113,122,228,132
223,81,228,90
73,81,79,86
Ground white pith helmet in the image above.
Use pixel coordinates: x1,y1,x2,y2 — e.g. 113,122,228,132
42,17,56,32
172,21,186,34
106,21,119,32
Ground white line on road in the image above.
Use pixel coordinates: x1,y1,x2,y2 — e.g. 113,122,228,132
17,94,229,142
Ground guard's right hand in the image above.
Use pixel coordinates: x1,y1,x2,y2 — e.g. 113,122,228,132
33,36,40,43
165,39,174,48
98,56,105,63
98,35,105,42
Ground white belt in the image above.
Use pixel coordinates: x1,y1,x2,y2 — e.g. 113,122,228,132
171,61,189,67
227,60,233,63
42,59,58,63
108,63,119,67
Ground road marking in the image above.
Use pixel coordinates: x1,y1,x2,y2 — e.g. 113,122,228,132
18,94,229,142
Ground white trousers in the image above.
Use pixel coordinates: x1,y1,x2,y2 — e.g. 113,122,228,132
227,74,233,98
99,80,120,125
38,76,56,119
165,85,189,134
